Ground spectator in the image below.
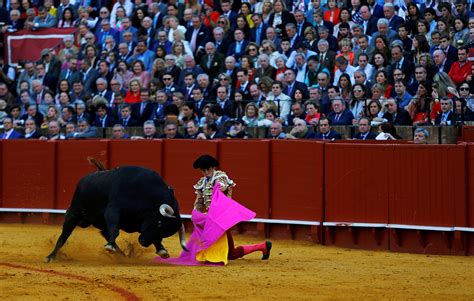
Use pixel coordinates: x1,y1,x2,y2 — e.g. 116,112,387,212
413,127,429,144
287,118,316,139
268,121,286,139
1,117,23,139
434,98,455,126
159,121,183,139
39,120,66,140
327,97,354,126
448,47,472,86
24,118,42,139
227,118,251,139
69,118,99,139
375,122,400,140
353,117,377,140
131,120,159,139
314,117,341,140
382,98,412,126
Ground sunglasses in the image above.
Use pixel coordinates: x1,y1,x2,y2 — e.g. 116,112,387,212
220,78,229,80
100,11,108,14
460,87,469,91
249,48,257,51
218,21,225,24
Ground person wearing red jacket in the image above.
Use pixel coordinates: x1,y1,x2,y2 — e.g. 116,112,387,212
448,48,472,86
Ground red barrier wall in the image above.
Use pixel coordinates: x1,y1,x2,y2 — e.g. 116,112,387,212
461,126,474,142
219,140,270,218
0,139,473,255
56,140,109,209
162,139,218,214
270,140,324,221
324,144,390,250
2,141,55,208
108,140,163,173
388,145,466,255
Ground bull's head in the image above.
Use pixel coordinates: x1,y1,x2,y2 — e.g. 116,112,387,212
138,187,187,251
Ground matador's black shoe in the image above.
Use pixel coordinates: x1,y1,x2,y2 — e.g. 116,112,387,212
262,241,272,260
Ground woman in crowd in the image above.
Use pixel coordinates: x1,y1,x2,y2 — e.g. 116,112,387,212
236,13,251,38
333,8,354,38
371,51,390,80
336,38,354,66
124,79,142,104
130,60,150,89
337,73,352,100
240,55,256,83
242,102,259,127
453,17,469,46
404,3,423,35
202,0,220,28
114,60,134,89
373,70,392,98
411,35,430,65
406,80,437,126
57,7,74,28
349,83,367,122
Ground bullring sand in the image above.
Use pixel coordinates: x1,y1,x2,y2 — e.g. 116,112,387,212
0,224,473,300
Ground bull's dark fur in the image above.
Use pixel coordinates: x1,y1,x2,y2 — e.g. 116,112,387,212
46,160,185,262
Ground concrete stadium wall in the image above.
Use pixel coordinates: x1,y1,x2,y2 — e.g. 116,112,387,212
0,139,473,255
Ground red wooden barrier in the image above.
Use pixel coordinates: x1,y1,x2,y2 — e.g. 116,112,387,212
270,140,324,221
324,143,390,250
388,145,466,255
219,140,270,219
2,141,55,209
461,126,474,142
55,140,109,209
467,144,474,255
108,140,163,173
0,141,2,207
162,139,218,214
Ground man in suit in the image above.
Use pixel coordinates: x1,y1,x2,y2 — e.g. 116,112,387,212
354,35,375,66
93,103,115,128
294,10,312,38
383,3,403,32
67,118,100,139
191,88,209,120
317,39,337,74
24,119,42,139
359,5,378,36
118,104,139,128
215,86,233,118
314,117,341,140
433,50,453,74
235,69,252,100
80,58,99,94
1,117,23,139
185,15,211,57
389,45,414,83
182,72,197,102
382,98,412,126
227,29,249,62
370,18,398,47
200,42,225,81
96,18,119,49
438,34,458,63
59,57,81,86
435,99,455,126
353,117,377,140
211,26,229,54
132,89,156,126
154,30,172,54
119,18,138,43
177,55,204,87
253,53,276,82
93,78,113,104
20,104,44,127
250,13,268,46
284,69,309,100
208,104,231,133
327,98,355,126
220,0,237,29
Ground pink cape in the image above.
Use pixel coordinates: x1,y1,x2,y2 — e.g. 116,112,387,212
154,184,256,266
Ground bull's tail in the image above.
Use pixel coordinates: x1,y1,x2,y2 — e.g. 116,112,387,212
87,157,107,171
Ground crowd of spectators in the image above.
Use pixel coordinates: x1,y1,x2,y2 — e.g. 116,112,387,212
0,0,473,141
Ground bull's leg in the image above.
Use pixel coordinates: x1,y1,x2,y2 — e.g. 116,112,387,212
44,211,79,263
100,229,125,256
103,208,124,255
153,240,169,258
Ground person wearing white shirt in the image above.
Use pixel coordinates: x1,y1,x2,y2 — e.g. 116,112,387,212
333,56,356,86
265,81,291,122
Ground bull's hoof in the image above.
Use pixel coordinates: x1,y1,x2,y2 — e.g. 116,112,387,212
104,243,117,253
44,256,54,263
157,249,170,259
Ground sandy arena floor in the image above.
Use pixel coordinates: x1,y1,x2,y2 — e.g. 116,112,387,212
0,224,473,300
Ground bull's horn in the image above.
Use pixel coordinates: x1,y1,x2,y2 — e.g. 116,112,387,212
159,204,175,218
179,223,189,252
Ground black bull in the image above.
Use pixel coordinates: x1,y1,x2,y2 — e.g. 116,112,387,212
45,162,187,262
